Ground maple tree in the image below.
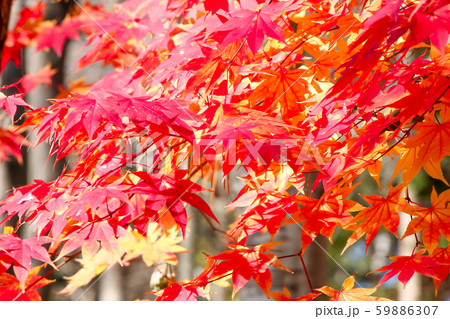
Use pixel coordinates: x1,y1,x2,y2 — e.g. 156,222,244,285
0,0,450,301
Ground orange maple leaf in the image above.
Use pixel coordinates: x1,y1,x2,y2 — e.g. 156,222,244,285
249,68,309,120
343,184,406,253
288,186,361,253
403,187,450,254
317,275,389,301
270,286,320,301
393,108,450,186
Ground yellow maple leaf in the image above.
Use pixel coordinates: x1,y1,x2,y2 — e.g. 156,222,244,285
60,223,186,295
122,222,187,267
317,275,390,301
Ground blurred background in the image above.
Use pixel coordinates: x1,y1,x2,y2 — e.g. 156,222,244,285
1,0,449,301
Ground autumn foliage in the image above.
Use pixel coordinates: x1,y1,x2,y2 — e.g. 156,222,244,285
1,0,450,301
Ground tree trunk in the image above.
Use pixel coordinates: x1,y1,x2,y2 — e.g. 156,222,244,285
0,0,13,61
397,205,420,300
97,264,124,300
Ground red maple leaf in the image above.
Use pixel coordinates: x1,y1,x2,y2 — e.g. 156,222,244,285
0,179,51,225
0,234,56,290
209,242,281,297
155,282,203,301
35,18,81,55
21,64,57,92
58,222,128,260
204,0,229,13
0,127,25,163
430,245,450,294
288,187,360,252
371,249,439,288
407,3,450,57
211,1,286,54
0,91,29,120
132,171,218,237
0,2,45,71
0,265,55,301
230,198,296,245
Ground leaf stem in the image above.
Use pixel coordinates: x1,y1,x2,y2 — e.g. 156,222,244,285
198,210,228,235
228,39,247,67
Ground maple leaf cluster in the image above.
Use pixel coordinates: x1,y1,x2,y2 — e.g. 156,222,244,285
1,0,450,301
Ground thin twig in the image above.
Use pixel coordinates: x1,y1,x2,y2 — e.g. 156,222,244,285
12,250,82,301
299,252,314,293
